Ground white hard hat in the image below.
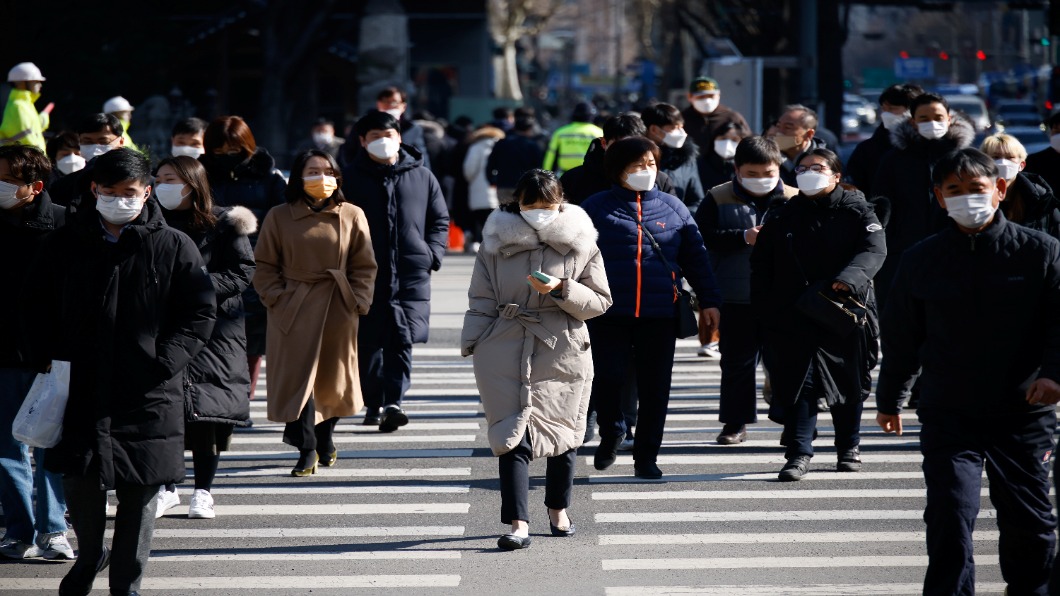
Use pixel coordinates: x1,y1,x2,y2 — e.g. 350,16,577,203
7,62,45,82
103,96,135,114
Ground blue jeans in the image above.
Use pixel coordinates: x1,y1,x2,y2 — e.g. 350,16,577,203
0,368,68,542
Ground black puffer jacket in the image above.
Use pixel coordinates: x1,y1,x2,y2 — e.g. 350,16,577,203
1002,172,1060,241
31,198,216,488
165,206,257,426
1,190,65,370
659,139,705,214
343,145,449,345
750,186,887,418
845,124,893,198
877,212,1060,419
870,113,975,308
559,139,676,205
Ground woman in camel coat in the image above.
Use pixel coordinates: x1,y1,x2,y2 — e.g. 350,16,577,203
462,169,612,550
254,149,377,476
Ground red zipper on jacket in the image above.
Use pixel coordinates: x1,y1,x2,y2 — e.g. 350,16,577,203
635,192,643,318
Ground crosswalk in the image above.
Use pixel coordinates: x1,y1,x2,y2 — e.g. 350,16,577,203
0,255,1021,594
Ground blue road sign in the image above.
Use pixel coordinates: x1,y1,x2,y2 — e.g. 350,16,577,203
894,57,934,80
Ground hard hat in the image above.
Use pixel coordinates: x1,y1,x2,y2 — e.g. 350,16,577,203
103,96,135,114
7,62,45,83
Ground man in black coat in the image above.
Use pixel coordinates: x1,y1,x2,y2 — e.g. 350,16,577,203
1024,110,1060,194
376,86,431,171
26,149,216,596
343,111,449,431
845,83,923,198
486,114,545,200
0,145,72,560
49,113,127,210
642,102,705,213
877,149,1060,596
560,113,675,205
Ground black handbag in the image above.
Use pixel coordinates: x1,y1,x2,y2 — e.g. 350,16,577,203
616,201,700,339
787,233,868,338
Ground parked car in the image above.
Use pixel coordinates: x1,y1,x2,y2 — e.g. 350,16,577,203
844,93,876,126
994,100,1041,126
944,94,991,131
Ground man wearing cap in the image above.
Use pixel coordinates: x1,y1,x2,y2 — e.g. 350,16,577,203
0,63,50,152
683,77,750,195
103,96,139,152
543,102,604,176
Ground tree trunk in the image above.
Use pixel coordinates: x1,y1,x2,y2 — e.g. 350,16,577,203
494,39,523,101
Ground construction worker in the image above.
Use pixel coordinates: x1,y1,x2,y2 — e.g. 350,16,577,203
0,62,50,151
103,96,140,152
543,102,603,176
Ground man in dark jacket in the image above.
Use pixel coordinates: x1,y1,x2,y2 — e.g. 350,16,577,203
877,149,1060,596
560,113,675,205
845,83,923,198
49,113,127,209
27,149,216,596
486,114,545,201
774,104,827,186
344,111,449,431
0,146,72,560
871,93,976,310
682,76,751,154
642,102,705,214
1024,110,1060,194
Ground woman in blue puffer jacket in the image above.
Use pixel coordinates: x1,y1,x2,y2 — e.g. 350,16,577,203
581,137,722,479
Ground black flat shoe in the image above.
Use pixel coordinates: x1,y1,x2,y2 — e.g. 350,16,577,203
497,534,532,550
362,408,382,426
379,405,409,433
549,520,575,537
594,434,621,470
634,461,663,479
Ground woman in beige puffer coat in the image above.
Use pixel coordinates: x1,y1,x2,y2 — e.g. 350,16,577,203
461,169,611,550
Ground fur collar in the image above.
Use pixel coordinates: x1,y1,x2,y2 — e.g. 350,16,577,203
480,203,598,256
890,112,975,151
468,126,506,144
220,205,258,236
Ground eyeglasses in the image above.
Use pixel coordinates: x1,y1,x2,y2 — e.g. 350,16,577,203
794,164,832,174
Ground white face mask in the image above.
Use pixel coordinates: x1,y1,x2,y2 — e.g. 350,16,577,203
692,97,719,114
312,132,334,147
80,143,114,160
662,128,688,149
713,139,737,160
624,169,656,192
366,137,401,161
95,193,145,225
880,111,909,131
994,159,1020,182
1050,134,1060,153
0,180,26,210
384,108,404,120
520,208,559,230
796,171,834,195
944,192,996,229
171,145,204,159
739,176,780,196
56,154,86,175
917,120,949,140
155,183,190,210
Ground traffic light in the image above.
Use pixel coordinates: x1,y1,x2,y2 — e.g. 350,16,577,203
976,49,987,61
899,50,910,59
1041,37,1052,47
939,51,950,61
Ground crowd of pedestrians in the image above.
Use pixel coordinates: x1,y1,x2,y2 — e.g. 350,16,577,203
5,56,1060,594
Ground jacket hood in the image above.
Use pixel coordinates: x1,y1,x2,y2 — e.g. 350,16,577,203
468,126,506,144
889,112,975,152
415,119,446,139
219,205,258,236
480,203,599,256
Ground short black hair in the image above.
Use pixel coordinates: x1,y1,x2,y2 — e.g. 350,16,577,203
171,117,207,138
492,107,513,121
910,92,949,119
77,113,123,137
354,110,401,138
1046,110,1060,129
603,137,660,186
514,115,536,133
879,83,924,108
799,148,844,176
45,130,79,163
712,121,739,140
91,148,151,186
602,113,646,142
640,103,684,129
734,136,783,168
312,117,334,128
931,148,998,186
0,145,51,184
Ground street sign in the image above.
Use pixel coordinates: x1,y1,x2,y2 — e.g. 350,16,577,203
894,57,934,80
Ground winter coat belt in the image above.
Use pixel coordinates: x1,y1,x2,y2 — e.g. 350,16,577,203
497,303,560,349
277,267,357,334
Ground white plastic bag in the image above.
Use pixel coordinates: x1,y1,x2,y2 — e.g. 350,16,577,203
12,361,71,448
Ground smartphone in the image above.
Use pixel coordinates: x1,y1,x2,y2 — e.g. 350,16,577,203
530,271,553,284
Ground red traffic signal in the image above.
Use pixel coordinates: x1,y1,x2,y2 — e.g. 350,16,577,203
976,49,987,60
899,50,910,59
939,51,950,60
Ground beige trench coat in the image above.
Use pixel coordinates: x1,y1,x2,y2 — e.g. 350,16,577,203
253,200,377,423
461,204,612,458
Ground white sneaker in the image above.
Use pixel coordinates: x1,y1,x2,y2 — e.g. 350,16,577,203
38,532,76,560
697,342,721,358
0,536,42,559
188,489,215,519
155,486,180,519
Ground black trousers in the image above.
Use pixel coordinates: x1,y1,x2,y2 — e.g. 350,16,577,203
718,303,762,426
60,475,157,595
498,432,576,524
358,311,413,411
920,410,1056,596
588,316,677,464
282,394,339,452
780,363,863,459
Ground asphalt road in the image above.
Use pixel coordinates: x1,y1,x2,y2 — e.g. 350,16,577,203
1,253,1014,595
